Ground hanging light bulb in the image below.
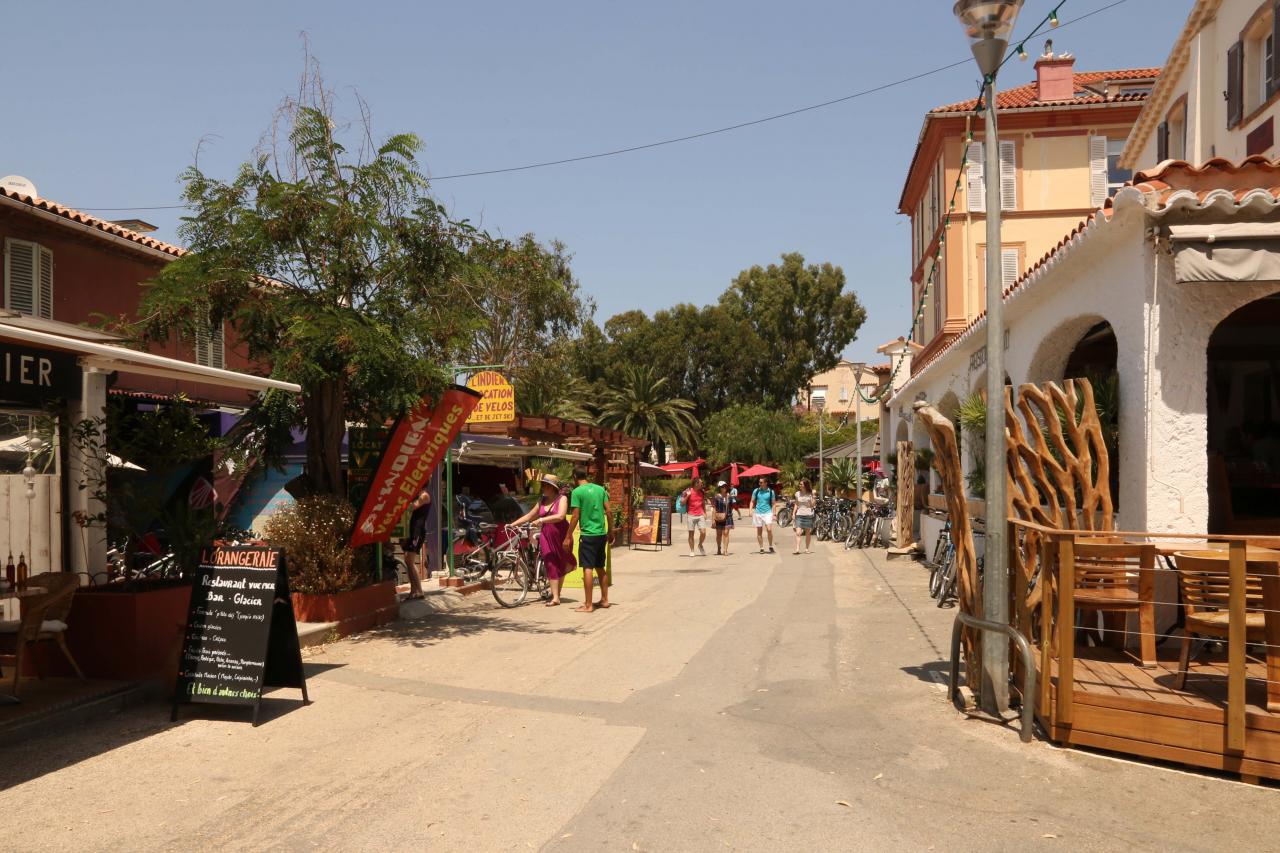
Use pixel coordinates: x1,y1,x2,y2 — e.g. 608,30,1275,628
1018,43,1029,60
1049,9,1060,27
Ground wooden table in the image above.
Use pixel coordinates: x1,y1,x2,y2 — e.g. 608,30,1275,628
1172,548,1280,712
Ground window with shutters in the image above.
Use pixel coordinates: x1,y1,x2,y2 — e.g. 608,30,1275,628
1106,138,1132,197
998,140,1017,210
1243,8,1278,114
966,141,985,213
4,239,53,319
195,318,225,370
1164,98,1188,161
1001,248,1021,290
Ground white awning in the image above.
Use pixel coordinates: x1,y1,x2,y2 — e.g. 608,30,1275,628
0,319,300,394
454,441,592,465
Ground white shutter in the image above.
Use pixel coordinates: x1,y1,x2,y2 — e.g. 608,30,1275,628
5,239,36,316
211,322,225,370
966,142,985,212
37,246,53,319
999,140,1017,210
1089,135,1109,208
1001,248,1020,289
195,320,211,367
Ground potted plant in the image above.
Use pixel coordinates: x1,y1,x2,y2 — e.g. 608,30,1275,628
264,495,398,636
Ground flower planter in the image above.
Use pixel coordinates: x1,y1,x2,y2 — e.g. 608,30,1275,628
38,582,193,683
291,579,398,638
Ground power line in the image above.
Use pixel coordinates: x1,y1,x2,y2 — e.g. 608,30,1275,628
72,0,1131,211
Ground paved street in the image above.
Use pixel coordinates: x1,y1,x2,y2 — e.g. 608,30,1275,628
3,540,1278,851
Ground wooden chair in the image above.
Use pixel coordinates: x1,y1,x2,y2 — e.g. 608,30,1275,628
21,573,84,680
1072,543,1157,667
1173,552,1268,690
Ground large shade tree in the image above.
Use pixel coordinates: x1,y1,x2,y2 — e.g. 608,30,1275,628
137,69,481,497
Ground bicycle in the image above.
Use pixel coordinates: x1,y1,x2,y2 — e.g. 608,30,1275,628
775,499,793,528
490,523,549,608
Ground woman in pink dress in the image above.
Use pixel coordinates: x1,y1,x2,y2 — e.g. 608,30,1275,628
514,474,575,606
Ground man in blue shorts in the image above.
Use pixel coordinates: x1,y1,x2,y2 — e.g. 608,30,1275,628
564,466,612,613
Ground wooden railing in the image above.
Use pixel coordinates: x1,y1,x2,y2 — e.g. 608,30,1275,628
1008,518,1260,753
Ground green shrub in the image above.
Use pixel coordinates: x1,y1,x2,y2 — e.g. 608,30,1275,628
264,495,373,594
641,477,691,498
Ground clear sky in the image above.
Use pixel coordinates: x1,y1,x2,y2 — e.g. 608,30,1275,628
4,0,1190,364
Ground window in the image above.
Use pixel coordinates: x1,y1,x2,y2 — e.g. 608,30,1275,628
1089,136,1132,204
1160,100,1188,162
1001,247,1021,290
964,141,1015,212
4,239,53,320
195,317,225,370
839,385,848,402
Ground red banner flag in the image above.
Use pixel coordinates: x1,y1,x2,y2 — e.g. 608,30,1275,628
350,386,481,548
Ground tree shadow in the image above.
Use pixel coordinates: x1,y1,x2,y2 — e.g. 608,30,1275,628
346,608,585,649
900,660,950,687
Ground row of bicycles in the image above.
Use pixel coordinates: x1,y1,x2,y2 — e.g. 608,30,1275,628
775,496,893,550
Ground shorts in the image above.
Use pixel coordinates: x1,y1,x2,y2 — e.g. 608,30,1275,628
796,514,814,530
753,511,774,528
686,514,706,531
578,534,608,570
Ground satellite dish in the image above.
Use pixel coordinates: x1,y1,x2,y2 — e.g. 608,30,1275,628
0,175,38,198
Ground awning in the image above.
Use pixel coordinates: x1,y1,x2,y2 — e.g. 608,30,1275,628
1168,224,1280,283
454,440,592,466
0,319,300,394
804,433,880,467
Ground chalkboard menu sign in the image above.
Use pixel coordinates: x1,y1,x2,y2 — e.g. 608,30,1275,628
642,496,672,546
172,544,309,725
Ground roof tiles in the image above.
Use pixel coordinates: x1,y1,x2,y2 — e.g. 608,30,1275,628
0,188,185,259
930,68,1160,114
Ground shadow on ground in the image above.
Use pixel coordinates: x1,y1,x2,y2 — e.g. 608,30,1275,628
348,608,584,649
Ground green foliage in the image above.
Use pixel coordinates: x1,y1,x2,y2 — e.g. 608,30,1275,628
702,404,802,467
640,477,691,498
263,495,372,594
136,65,481,496
957,392,986,436
597,364,699,456
777,460,808,493
824,457,859,495
966,456,986,500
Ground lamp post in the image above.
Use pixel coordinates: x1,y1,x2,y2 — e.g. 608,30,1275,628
815,394,826,498
852,362,866,500
954,0,1022,714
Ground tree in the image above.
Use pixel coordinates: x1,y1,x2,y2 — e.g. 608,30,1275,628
463,235,591,379
137,65,479,497
702,404,802,466
720,253,865,409
598,365,699,462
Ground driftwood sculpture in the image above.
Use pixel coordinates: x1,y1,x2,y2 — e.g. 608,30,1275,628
896,440,914,548
914,403,982,694
1005,377,1114,642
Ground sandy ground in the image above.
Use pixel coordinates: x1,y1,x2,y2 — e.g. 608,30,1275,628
1,535,1278,851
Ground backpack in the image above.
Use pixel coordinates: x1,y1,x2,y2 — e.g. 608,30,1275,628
675,490,688,514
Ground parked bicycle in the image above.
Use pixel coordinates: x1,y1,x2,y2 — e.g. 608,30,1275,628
489,522,551,608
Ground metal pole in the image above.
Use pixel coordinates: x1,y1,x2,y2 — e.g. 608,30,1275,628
855,371,863,499
818,405,825,498
446,447,455,577
981,76,1010,713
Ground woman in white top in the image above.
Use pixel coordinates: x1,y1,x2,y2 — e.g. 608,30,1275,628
792,478,817,554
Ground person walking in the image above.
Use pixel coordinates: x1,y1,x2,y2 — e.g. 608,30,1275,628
713,481,735,555
401,487,432,599
750,476,776,554
513,475,574,606
682,477,709,557
792,478,817,554
564,466,612,613
729,483,741,519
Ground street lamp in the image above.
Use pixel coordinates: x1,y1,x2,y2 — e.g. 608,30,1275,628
954,0,1022,715
851,362,866,500
815,394,826,499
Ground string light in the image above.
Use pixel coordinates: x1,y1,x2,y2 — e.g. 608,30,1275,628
1018,44,1029,60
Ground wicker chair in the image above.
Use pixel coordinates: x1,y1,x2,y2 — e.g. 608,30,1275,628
1173,552,1269,690
24,572,85,679
1072,543,1157,666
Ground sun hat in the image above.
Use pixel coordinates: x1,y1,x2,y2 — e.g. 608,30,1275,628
540,474,562,491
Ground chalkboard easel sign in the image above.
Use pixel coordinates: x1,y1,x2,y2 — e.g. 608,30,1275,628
173,543,309,725
641,496,673,547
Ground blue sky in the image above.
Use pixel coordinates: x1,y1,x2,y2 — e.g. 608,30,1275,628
3,0,1189,364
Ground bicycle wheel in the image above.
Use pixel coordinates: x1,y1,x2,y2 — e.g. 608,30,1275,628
777,507,792,528
491,554,529,608
843,515,861,550
937,556,958,608
929,549,949,599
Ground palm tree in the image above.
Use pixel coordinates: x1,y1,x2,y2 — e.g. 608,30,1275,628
598,365,699,462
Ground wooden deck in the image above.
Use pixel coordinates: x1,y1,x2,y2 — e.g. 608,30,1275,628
1043,645,1280,781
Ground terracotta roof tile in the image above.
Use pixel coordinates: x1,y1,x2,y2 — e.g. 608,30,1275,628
931,68,1160,114
0,188,185,259
899,156,1280,386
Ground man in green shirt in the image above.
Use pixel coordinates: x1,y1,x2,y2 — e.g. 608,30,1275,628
564,466,612,613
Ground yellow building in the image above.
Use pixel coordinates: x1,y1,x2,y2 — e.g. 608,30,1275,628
899,50,1158,374
799,360,882,415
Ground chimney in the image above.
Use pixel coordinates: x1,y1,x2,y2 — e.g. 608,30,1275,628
1035,40,1076,102
108,218,158,234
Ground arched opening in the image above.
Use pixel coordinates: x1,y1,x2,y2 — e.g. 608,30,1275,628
1208,294,1280,534
1064,321,1120,508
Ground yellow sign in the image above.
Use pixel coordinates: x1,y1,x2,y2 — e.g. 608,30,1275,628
465,370,516,424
